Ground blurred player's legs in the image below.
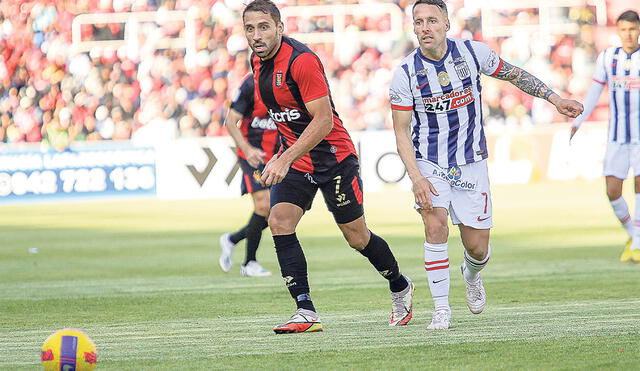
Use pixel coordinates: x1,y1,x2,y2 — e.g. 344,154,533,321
603,144,640,262
632,175,640,263
606,177,634,262
219,184,271,275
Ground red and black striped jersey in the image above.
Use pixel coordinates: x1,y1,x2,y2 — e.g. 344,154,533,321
230,73,279,162
251,36,357,174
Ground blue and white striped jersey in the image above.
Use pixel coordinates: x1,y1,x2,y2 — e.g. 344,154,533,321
390,38,501,168
592,47,640,144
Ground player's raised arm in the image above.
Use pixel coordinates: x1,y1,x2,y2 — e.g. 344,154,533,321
491,60,584,118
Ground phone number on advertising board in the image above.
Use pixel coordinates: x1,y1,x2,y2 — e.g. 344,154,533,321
0,166,155,196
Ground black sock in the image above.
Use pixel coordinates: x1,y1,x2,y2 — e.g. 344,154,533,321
229,226,248,244
244,213,268,264
274,233,316,312
359,231,408,293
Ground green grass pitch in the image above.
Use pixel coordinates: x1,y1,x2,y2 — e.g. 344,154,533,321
1,180,639,370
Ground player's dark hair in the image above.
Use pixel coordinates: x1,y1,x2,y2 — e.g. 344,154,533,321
617,10,640,24
412,0,448,18
243,0,282,25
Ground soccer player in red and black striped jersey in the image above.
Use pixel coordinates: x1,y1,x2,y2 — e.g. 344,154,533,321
243,0,414,334
219,73,279,277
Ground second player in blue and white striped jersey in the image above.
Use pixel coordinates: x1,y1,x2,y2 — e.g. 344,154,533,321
573,46,640,143
571,10,640,262
389,38,502,168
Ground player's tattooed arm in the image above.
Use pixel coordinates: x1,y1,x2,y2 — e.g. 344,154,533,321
492,60,584,118
493,60,555,101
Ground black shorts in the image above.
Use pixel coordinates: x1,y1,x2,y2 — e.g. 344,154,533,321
270,155,364,224
239,158,269,195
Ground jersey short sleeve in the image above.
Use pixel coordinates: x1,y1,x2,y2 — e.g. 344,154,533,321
471,41,502,76
290,53,329,103
592,51,607,84
230,76,254,117
389,65,413,111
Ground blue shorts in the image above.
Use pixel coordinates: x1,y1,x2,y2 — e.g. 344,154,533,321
270,155,364,224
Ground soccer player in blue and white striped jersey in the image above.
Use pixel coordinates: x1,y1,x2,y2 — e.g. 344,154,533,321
390,0,583,330
571,10,640,263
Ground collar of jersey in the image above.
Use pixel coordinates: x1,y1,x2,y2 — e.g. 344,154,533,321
416,39,453,65
622,46,640,57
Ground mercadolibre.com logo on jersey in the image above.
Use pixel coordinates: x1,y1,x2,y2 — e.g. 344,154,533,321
268,108,301,123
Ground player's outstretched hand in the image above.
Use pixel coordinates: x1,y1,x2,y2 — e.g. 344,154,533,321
245,146,265,168
554,98,584,118
260,154,290,186
412,177,439,211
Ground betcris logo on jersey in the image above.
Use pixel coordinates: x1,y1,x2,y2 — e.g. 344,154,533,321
268,108,301,123
250,117,277,130
422,87,474,113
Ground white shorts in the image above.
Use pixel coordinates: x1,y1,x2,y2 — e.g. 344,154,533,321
603,142,640,179
414,159,492,229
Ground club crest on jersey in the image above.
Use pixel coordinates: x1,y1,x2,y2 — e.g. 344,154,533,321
454,62,471,80
275,72,283,87
437,71,450,86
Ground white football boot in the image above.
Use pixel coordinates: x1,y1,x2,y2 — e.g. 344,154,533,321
389,275,414,326
462,264,486,314
218,233,235,273
427,308,451,330
240,260,272,277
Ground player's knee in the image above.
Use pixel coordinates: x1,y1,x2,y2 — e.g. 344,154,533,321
425,223,448,243
344,231,369,250
606,188,622,200
465,243,488,260
268,212,295,235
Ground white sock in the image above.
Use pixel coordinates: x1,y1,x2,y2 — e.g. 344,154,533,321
463,245,491,283
633,194,640,250
424,242,450,311
610,197,633,238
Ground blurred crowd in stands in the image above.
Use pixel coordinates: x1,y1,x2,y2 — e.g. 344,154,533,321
0,0,630,146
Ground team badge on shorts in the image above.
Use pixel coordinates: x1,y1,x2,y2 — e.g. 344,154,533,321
253,170,262,182
275,72,283,87
438,71,450,86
